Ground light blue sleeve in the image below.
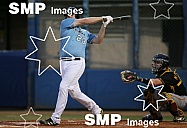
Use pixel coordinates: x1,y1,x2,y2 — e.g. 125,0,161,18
87,32,96,44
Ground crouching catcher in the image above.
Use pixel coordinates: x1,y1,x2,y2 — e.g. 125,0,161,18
121,53,187,122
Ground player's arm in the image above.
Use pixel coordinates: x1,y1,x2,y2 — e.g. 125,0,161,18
147,78,163,86
92,25,106,44
137,77,163,86
73,17,103,26
73,16,113,27
91,17,113,44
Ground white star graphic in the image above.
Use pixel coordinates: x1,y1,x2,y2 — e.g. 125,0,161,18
25,26,70,76
149,0,174,19
20,107,42,128
134,79,167,111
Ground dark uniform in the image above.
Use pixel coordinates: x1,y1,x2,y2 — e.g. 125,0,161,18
141,53,187,122
156,68,187,96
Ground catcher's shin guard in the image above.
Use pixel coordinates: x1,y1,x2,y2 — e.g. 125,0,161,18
142,87,163,121
167,100,185,121
142,106,163,121
162,92,185,122
144,86,155,104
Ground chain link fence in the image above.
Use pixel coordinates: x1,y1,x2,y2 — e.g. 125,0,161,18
39,0,184,69
138,0,183,68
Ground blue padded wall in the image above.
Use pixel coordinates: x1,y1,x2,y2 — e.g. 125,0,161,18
34,69,187,110
0,51,27,107
86,69,142,109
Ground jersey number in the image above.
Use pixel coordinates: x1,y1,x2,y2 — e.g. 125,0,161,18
76,34,86,44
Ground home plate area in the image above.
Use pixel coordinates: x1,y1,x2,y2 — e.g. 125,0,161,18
0,120,187,128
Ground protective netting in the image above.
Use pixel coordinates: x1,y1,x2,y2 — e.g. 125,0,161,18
39,0,183,69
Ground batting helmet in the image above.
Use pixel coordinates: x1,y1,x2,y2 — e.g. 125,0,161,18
151,53,170,74
64,7,80,19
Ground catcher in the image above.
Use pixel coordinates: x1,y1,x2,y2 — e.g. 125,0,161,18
121,53,187,122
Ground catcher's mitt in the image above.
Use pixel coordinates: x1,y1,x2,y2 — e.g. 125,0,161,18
120,70,138,83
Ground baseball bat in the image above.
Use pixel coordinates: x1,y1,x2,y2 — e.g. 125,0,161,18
103,15,131,22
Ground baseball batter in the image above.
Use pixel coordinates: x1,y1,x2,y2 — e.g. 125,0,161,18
121,53,187,122
39,7,113,126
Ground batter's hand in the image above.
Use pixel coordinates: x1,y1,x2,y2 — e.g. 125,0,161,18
102,16,113,27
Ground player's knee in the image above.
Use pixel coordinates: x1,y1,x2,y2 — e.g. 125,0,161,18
59,81,70,91
59,85,68,92
161,92,172,99
70,93,80,100
69,89,82,99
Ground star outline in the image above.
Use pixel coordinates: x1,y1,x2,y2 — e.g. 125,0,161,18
61,35,75,59
20,107,42,128
134,79,167,111
25,26,70,76
149,0,174,19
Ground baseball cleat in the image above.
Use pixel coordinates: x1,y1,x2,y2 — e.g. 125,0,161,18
142,114,163,121
173,116,185,122
100,109,104,116
94,109,104,120
39,118,59,126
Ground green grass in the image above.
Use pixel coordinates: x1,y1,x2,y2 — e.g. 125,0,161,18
0,113,173,122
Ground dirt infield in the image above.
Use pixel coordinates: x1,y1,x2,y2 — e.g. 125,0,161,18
0,120,187,128
0,111,186,128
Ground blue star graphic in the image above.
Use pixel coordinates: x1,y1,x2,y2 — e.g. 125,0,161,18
25,26,70,76
134,79,166,111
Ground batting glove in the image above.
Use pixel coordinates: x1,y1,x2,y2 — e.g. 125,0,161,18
102,16,113,28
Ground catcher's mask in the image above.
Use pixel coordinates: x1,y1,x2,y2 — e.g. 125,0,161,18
64,7,80,19
151,53,170,74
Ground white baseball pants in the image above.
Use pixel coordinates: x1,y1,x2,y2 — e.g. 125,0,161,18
154,90,187,109
168,93,187,109
51,58,102,124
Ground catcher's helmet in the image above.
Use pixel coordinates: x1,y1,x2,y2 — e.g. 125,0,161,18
151,53,170,74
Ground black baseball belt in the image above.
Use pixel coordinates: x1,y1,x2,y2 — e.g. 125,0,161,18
60,57,81,61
